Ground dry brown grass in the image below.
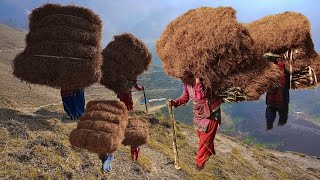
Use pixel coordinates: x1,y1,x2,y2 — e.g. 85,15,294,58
69,100,128,154
13,3,102,89
156,6,282,100
122,117,149,146
100,33,151,93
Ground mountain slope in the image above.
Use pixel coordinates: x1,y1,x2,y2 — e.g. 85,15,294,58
0,24,320,179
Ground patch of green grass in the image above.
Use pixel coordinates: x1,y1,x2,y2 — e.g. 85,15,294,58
243,136,280,149
137,155,152,172
221,126,235,133
244,136,255,145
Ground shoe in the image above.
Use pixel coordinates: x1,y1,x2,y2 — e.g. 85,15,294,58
278,122,286,126
196,164,205,171
266,124,273,130
102,154,114,173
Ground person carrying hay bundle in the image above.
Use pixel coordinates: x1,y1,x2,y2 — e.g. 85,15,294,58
101,33,150,111
101,33,151,161
116,80,145,160
247,12,318,90
157,6,284,170
69,100,128,173
264,53,290,130
13,4,102,122
60,87,85,120
156,7,282,102
168,73,223,171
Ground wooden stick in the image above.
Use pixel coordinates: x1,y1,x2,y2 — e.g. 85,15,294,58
168,104,181,170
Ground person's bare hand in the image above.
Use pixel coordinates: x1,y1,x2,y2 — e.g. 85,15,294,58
195,77,201,84
167,99,176,106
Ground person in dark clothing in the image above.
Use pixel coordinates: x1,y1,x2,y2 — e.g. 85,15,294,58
61,87,85,120
265,55,290,130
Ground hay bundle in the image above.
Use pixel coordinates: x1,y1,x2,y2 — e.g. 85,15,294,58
215,58,282,101
247,12,317,73
13,3,102,89
156,7,258,89
156,7,282,101
100,33,152,93
122,117,149,146
69,100,128,155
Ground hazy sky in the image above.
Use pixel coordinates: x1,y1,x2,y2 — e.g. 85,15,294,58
0,0,319,51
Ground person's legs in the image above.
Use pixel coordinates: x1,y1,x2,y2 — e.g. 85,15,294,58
195,119,219,170
61,94,75,119
130,145,140,161
278,105,288,126
279,86,290,126
74,89,85,119
101,153,114,173
266,106,277,130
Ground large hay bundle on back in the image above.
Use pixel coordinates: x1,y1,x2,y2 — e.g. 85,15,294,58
247,12,317,90
100,33,152,93
247,12,316,59
13,3,102,89
122,117,149,146
69,100,128,155
218,61,282,101
156,7,258,89
156,7,282,101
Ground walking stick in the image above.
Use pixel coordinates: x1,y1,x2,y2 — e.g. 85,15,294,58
143,89,148,113
167,102,181,170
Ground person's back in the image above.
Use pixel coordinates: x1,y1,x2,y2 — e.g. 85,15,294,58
265,59,289,130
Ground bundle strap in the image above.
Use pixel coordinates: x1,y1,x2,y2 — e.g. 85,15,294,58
33,54,88,62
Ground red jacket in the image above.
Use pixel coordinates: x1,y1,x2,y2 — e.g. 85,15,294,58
175,82,223,131
117,81,144,111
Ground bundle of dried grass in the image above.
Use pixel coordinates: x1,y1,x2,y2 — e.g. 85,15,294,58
26,25,100,46
216,60,282,101
69,100,128,155
100,33,151,93
122,117,149,146
13,3,102,89
157,6,282,101
156,7,258,89
247,12,317,73
29,14,100,32
29,3,102,26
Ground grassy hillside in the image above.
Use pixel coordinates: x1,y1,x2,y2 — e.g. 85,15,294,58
1,24,320,179
1,106,320,179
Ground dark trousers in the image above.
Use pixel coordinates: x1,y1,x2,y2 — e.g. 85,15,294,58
62,89,85,119
265,105,288,126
